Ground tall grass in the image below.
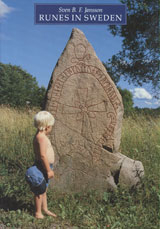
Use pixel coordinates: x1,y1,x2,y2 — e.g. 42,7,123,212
0,106,160,229
0,106,35,167
121,114,160,184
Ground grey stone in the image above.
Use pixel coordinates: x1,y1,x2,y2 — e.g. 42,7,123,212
118,155,145,188
44,28,144,192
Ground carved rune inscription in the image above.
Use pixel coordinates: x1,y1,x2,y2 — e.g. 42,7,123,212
49,43,121,151
44,29,130,192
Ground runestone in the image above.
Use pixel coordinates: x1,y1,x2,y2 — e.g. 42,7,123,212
44,28,144,192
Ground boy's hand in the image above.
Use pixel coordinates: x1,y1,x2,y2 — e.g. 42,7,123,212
47,170,54,179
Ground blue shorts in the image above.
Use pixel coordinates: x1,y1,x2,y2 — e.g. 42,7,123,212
35,161,54,187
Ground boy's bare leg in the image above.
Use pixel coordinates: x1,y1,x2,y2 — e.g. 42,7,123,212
42,191,57,217
34,194,44,219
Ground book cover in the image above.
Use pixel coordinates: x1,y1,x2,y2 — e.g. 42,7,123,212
0,0,159,228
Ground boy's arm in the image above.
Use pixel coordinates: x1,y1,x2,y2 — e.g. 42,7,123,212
37,136,54,178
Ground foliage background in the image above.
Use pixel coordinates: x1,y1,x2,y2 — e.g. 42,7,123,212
0,63,46,108
105,0,160,97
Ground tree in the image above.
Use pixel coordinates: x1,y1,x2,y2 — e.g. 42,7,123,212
105,0,159,97
0,63,46,107
118,87,134,115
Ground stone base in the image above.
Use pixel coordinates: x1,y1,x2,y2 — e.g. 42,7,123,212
51,145,144,192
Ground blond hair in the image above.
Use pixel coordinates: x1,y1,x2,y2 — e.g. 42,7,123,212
34,111,55,131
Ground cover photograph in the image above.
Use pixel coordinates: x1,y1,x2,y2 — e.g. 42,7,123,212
0,0,159,228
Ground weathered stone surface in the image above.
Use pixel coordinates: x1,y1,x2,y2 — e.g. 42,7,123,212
118,155,144,188
44,28,144,192
45,28,123,153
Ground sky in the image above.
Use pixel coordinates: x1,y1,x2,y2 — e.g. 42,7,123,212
0,0,159,108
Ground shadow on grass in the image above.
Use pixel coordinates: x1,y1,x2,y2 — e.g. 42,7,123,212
0,196,34,213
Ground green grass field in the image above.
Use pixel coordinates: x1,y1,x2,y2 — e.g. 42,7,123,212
0,106,160,229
